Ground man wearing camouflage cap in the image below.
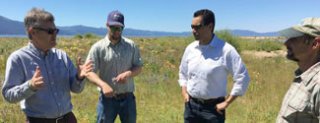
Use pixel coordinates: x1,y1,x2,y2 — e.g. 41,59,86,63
276,18,320,123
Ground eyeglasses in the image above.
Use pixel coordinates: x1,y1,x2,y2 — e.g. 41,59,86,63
109,26,123,32
33,27,59,35
191,24,204,30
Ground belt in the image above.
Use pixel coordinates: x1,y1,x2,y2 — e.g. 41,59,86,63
113,92,133,100
27,112,76,123
190,96,225,104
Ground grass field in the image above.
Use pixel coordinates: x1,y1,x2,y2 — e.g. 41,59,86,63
0,34,296,123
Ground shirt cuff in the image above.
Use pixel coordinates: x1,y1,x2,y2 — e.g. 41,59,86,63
24,80,37,95
230,87,244,96
76,76,85,82
178,80,187,87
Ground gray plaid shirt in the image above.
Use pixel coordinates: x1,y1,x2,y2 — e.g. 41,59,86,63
276,62,320,123
86,36,143,94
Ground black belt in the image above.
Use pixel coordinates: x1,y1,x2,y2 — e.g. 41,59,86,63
190,96,225,104
113,92,133,100
27,112,76,123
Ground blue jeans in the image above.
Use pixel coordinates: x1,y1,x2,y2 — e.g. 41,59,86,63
96,93,136,123
184,97,225,123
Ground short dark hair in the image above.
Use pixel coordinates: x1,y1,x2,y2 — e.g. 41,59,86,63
193,9,215,31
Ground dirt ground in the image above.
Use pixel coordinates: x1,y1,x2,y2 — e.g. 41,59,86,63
242,50,286,58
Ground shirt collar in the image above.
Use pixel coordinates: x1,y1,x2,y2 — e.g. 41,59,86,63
197,34,216,49
104,35,124,47
28,42,52,57
296,62,320,86
210,34,218,48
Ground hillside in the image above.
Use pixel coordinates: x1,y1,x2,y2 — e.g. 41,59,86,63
0,15,279,37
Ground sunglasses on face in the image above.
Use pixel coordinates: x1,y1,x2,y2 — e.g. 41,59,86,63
109,26,124,32
191,24,205,30
33,27,59,35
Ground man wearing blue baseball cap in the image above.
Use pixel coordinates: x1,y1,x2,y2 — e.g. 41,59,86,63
276,18,320,123
85,10,143,123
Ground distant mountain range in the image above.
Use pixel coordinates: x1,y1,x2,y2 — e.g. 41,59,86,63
0,15,279,37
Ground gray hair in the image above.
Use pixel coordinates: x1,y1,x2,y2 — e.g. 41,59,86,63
24,8,54,39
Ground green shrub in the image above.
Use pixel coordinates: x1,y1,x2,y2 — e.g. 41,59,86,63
258,40,283,52
240,39,283,52
73,34,83,39
84,33,99,39
215,30,241,53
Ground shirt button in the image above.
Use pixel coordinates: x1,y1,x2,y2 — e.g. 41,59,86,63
54,93,57,96
51,82,54,85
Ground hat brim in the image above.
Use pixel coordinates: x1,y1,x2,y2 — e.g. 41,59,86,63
107,22,124,27
279,27,305,38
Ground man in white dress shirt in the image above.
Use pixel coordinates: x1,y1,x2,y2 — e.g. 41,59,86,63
178,9,250,123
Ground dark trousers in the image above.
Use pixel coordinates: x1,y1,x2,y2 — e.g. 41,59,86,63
184,97,225,123
26,112,77,123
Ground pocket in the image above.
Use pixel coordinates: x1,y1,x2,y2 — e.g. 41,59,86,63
287,87,310,112
283,89,310,120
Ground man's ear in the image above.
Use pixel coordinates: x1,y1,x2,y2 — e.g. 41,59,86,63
208,23,213,29
312,36,320,48
27,27,35,34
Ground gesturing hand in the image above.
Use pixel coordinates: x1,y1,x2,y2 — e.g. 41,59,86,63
77,57,93,80
29,66,44,90
101,83,114,97
114,71,132,84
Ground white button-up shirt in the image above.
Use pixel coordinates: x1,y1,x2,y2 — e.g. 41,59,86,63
178,35,250,99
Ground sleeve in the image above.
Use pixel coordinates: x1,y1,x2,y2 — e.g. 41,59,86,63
1,54,36,103
86,44,100,73
312,84,320,119
178,48,189,87
226,48,250,96
132,43,143,67
67,55,85,93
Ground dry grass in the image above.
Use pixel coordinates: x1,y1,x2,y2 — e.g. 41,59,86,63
0,36,295,123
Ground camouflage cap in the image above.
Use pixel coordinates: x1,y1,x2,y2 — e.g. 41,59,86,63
280,17,320,38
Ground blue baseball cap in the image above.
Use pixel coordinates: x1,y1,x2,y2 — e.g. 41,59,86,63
107,10,124,27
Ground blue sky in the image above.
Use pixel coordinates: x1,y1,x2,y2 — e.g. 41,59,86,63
0,0,320,33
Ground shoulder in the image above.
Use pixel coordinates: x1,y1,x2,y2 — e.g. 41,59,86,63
214,36,238,56
224,42,238,55
311,75,320,98
122,37,136,45
93,38,107,48
185,41,198,51
89,38,107,52
8,46,29,61
215,37,235,51
314,71,320,85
